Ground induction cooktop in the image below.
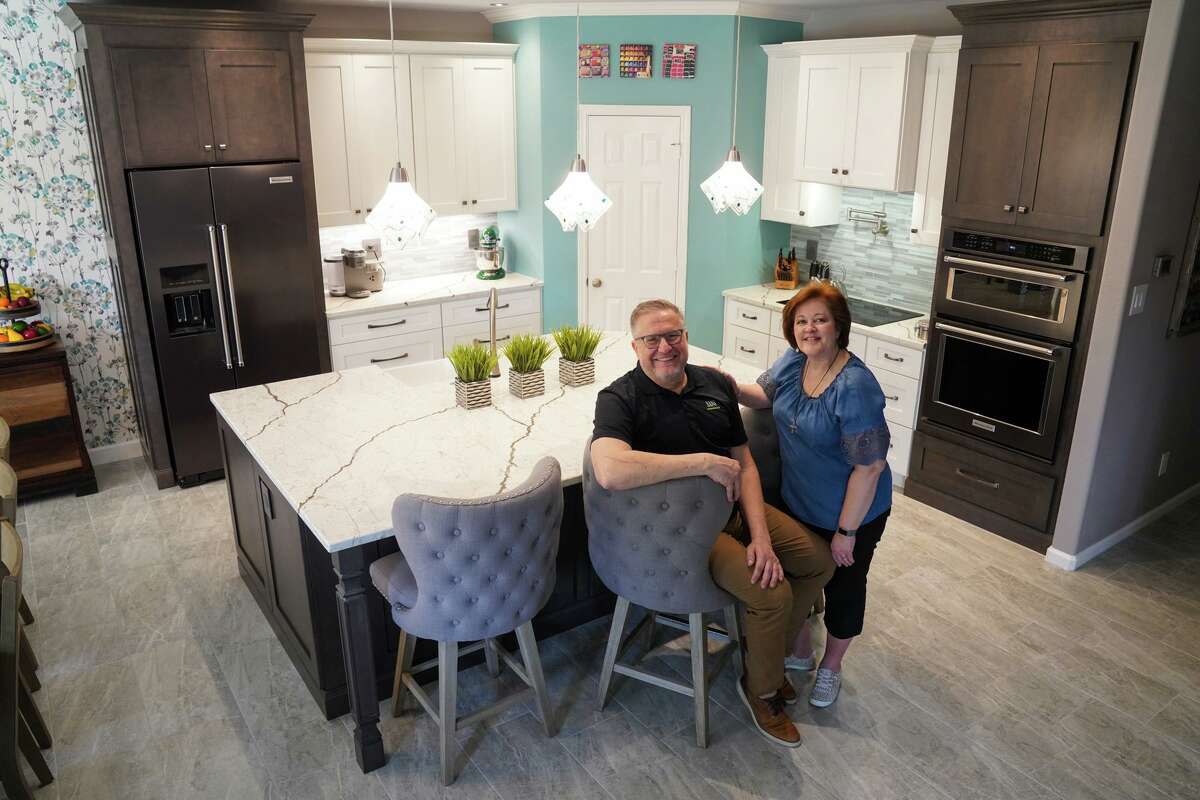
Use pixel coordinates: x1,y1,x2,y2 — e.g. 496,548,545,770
776,296,921,328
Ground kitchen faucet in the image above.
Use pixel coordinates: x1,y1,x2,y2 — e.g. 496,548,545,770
486,287,502,378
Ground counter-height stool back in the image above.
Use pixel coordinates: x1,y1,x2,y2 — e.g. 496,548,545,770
582,439,743,747
741,407,783,508
0,575,52,800
370,457,563,785
0,463,35,630
0,417,9,464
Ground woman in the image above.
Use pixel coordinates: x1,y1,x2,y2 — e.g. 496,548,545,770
731,280,891,707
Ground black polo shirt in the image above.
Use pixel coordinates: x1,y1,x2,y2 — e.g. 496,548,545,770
592,363,748,457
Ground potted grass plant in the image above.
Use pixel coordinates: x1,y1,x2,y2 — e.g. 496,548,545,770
503,334,555,399
552,325,602,387
447,343,498,410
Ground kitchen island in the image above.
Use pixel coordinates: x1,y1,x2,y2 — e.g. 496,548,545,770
210,332,761,772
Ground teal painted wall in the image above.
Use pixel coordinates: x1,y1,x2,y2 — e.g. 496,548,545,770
496,15,804,346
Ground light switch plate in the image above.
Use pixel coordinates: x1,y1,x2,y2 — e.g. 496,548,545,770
1129,283,1148,316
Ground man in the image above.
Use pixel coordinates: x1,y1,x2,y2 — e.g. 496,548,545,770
590,299,835,748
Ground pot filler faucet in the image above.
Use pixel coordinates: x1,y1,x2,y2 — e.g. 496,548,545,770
486,287,502,378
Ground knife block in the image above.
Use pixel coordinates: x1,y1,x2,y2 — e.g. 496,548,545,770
774,261,799,290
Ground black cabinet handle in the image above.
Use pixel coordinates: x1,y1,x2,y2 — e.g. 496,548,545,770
740,313,758,321
475,303,509,312
472,199,478,205
474,335,511,345
799,210,806,216
367,319,406,329
910,228,918,234
258,479,274,520
461,200,468,206
1003,204,1014,212
370,353,409,363
955,467,1000,490
883,353,905,363
884,394,900,402
831,168,838,174
841,169,848,175
739,345,756,354
1017,205,1028,214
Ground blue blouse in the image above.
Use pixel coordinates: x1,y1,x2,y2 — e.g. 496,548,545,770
758,349,892,531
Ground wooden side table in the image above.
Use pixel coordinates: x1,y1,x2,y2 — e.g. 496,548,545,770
0,340,97,497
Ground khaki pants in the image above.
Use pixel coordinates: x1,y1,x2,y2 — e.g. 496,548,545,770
710,504,834,696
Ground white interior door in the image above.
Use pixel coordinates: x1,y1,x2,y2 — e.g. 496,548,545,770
410,55,468,215
462,58,517,212
305,53,359,227
351,54,415,219
842,51,908,190
793,54,849,184
582,110,688,332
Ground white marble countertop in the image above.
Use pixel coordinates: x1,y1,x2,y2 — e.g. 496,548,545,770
210,333,763,554
325,271,543,320
723,283,930,350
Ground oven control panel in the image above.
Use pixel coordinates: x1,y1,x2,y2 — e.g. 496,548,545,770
948,230,1085,268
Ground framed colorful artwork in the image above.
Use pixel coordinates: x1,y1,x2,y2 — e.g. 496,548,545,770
662,43,697,79
578,44,610,78
619,44,653,79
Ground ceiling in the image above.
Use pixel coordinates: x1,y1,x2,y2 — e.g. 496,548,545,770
296,1,924,12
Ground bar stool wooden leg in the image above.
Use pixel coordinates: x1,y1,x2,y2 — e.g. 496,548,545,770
17,598,31,628
722,604,744,679
392,629,415,718
17,630,37,693
597,597,630,711
689,613,709,748
515,622,554,736
437,641,458,786
17,676,49,751
483,638,500,678
16,717,51,787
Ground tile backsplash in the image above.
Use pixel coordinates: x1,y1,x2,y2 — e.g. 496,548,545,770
318,213,498,280
790,188,937,313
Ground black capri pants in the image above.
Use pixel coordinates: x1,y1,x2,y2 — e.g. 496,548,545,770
802,509,889,639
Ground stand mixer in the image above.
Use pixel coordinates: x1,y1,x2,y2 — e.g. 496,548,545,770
469,225,505,280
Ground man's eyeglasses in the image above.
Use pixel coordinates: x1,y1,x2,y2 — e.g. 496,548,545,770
633,329,686,348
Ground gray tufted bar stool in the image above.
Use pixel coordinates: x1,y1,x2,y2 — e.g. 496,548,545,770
369,457,563,785
582,439,743,748
741,406,783,509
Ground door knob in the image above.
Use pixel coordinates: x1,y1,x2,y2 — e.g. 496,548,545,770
1003,204,1014,212
591,278,602,288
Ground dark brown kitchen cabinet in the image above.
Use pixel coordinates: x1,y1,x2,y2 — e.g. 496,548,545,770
111,47,215,167
205,49,299,162
221,422,271,599
944,41,1133,235
257,471,319,674
111,46,297,168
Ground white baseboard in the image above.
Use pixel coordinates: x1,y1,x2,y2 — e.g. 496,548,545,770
87,439,142,466
1045,481,1200,571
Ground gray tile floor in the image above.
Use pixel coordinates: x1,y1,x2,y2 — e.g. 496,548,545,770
13,459,1200,799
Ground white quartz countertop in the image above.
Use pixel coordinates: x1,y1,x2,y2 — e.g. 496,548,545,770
723,283,929,350
210,334,763,554
325,270,543,320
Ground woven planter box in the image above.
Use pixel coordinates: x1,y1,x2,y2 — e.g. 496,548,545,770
558,357,595,387
454,378,492,410
509,369,545,399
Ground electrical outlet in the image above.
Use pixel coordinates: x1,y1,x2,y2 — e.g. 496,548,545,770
1159,451,1170,477
1129,283,1148,316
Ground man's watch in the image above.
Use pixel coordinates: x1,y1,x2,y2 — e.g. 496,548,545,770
836,527,857,538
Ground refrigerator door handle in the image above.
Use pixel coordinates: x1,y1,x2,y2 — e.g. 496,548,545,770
207,225,234,370
218,223,246,367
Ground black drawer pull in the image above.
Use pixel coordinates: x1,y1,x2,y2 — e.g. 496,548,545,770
740,312,759,321
883,353,905,363
475,303,510,312
884,394,900,402
367,319,406,329
370,353,409,363
474,335,511,345
955,467,1000,490
739,346,756,354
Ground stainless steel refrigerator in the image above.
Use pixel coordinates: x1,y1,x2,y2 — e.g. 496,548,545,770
129,163,324,485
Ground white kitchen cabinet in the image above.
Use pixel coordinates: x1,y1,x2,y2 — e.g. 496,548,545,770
305,54,360,227
351,54,416,220
330,328,445,371
768,336,791,367
442,313,542,353
722,325,770,369
910,37,961,246
411,55,517,215
762,36,933,194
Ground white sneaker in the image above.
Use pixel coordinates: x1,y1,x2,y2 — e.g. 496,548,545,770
784,654,816,672
809,667,841,708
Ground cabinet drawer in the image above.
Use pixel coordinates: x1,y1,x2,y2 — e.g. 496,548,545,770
330,329,444,370
887,423,913,478
875,370,919,429
770,310,784,338
441,288,540,327
909,433,1056,531
725,327,769,369
866,338,922,380
442,313,541,353
726,300,770,334
848,331,868,358
768,336,790,367
327,304,441,346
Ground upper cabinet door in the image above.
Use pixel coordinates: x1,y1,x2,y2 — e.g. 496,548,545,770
461,58,517,213
350,54,416,221
842,51,910,190
792,54,850,184
111,48,215,167
911,47,960,245
305,53,360,227
205,49,298,163
942,46,1038,226
410,55,470,216
1016,42,1134,236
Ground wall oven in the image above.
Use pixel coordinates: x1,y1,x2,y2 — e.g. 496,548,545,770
923,319,1072,460
935,229,1091,342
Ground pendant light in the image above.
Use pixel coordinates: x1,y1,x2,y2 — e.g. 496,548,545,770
366,0,436,248
700,12,764,216
544,3,612,232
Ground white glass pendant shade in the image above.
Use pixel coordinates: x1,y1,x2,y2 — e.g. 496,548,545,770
701,146,764,216
366,163,436,248
544,156,612,232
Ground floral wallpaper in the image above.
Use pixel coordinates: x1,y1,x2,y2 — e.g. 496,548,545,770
0,0,138,448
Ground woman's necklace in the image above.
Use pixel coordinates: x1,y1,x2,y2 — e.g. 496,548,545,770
802,350,841,397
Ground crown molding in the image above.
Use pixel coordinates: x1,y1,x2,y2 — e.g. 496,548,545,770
483,2,810,24
304,37,519,57
59,3,313,32
762,34,935,56
931,34,963,53
949,0,1150,24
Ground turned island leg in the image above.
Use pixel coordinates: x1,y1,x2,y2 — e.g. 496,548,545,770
332,547,386,772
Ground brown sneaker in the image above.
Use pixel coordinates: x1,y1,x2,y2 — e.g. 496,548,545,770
778,676,798,706
736,678,802,748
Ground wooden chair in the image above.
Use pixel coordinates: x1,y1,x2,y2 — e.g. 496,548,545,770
0,523,38,692
0,575,52,799
0,416,8,464
0,470,35,628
